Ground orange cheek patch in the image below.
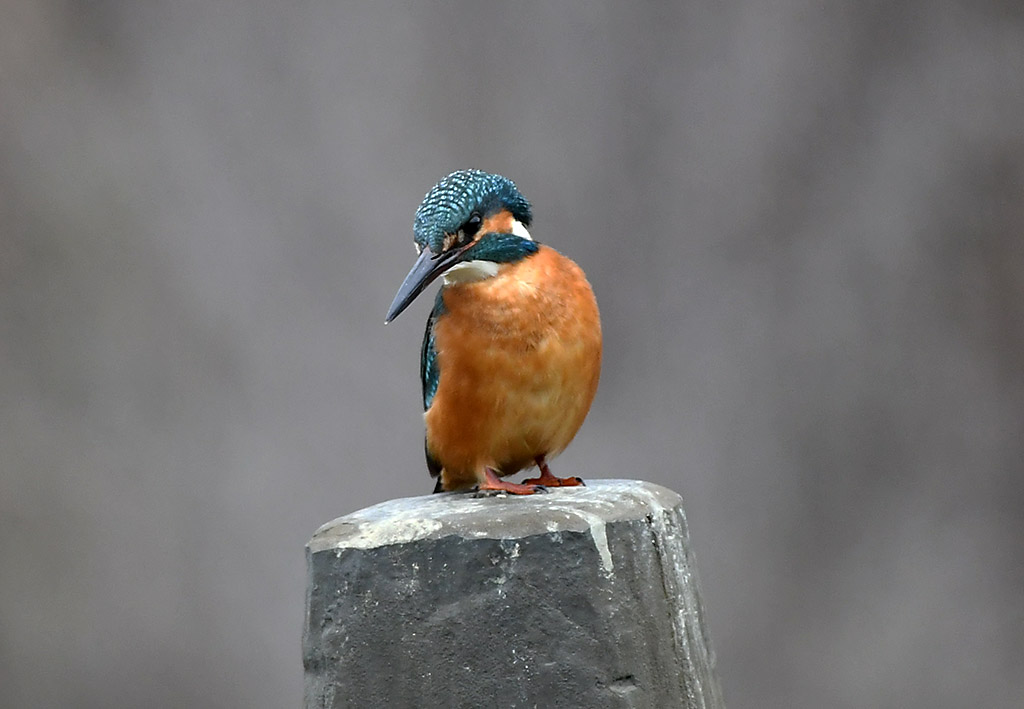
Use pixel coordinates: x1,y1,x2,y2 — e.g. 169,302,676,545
475,210,514,242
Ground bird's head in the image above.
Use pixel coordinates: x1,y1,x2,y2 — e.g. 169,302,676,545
385,169,539,323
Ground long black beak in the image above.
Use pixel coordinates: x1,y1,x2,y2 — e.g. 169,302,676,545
385,245,466,323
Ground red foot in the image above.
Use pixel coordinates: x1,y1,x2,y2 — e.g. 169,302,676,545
521,455,585,488
477,467,546,495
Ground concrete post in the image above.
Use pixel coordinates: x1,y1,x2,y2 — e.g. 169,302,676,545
303,479,724,708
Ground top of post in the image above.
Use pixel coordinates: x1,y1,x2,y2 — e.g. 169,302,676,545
308,479,683,555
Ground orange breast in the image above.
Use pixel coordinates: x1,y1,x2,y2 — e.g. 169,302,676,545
426,245,602,491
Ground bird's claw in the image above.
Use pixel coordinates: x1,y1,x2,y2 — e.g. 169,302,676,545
520,475,584,488
473,483,548,497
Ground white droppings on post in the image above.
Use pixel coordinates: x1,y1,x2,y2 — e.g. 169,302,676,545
584,513,614,576
310,480,684,556
329,517,444,551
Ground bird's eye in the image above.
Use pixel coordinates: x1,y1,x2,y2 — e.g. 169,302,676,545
463,212,483,238
445,213,484,252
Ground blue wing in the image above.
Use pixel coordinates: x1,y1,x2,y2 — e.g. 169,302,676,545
420,291,445,484
420,290,445,411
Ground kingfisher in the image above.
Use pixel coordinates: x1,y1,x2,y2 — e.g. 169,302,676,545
385,170,602,495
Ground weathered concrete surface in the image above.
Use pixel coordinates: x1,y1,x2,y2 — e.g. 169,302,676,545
303,479,724,708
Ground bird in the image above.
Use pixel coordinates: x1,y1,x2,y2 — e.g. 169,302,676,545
385,169,602,495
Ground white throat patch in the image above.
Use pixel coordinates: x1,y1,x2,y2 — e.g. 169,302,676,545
442,219,533,285
443,259,500,285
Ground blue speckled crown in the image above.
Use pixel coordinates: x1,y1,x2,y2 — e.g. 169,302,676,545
414,170,532,254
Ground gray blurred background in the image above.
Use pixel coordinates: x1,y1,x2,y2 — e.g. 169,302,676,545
2,2,1022,707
